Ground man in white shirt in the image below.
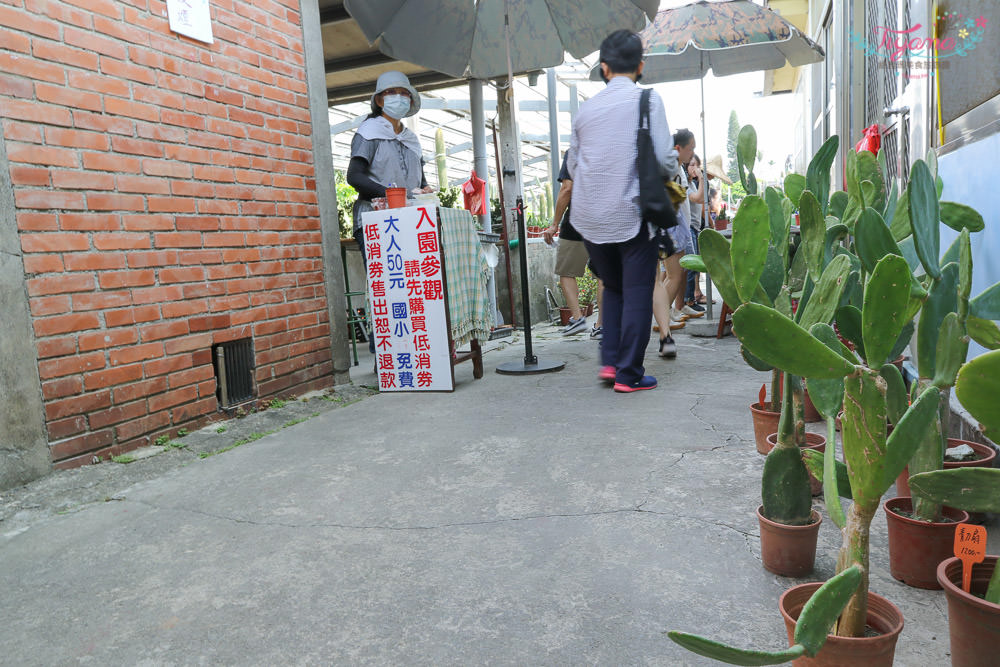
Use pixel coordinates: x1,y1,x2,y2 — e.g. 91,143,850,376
567,30,678,393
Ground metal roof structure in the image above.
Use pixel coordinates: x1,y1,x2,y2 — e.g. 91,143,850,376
319,1,604,202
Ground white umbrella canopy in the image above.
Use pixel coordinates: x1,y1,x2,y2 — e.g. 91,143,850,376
344,0,659,80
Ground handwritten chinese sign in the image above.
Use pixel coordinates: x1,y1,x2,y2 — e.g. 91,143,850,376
167,0,214,44
362,206,452,392
953,523,987,593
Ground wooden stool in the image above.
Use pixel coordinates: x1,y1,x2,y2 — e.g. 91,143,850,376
717,302,734,339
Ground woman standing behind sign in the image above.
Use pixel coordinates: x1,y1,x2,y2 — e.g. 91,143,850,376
347,70,434,265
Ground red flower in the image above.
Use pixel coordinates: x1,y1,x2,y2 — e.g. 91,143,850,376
976,15,988,29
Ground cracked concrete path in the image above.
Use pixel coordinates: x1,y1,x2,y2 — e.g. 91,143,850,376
0,323,981,665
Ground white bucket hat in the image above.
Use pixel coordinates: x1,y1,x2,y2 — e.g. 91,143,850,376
371,70,421,118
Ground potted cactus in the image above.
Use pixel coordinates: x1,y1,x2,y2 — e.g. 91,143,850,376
685,131,850,576
668,245,943,662
846,152,1000,588
907,348,1000,667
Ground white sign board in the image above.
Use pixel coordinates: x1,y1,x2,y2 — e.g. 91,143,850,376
362,206,453,392
167,0,214,44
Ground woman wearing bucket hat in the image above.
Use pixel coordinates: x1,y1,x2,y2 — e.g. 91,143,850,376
347,70,434,265
347,70,433,357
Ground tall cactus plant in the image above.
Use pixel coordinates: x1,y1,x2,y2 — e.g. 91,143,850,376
434,127,447,190
668,256,942,663
684,130,847,528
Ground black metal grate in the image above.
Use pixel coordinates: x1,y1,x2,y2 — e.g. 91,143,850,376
213,338,255,408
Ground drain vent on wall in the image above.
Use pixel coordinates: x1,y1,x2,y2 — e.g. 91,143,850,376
213,338,255,408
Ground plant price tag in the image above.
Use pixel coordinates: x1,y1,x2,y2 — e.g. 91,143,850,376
953,523,986,593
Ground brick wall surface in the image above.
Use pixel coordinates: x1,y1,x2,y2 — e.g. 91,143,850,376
1,0,335,467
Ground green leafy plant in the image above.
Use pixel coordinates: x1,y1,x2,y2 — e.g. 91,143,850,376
576,267,599,306
335,170,358,238
111,454,135,464
153,435,169,447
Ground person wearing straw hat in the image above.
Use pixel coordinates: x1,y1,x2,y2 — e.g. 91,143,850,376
347,70,434,357
684,153,731,310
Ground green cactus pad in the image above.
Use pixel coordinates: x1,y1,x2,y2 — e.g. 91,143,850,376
766,186,790,248
667,632,806,666
802,449,852,499
959,229,972,310
731,195,770,302
967,316,1000,350
698,229,741,309
798,191,826,284
896,235,921,274
761,246,786,303
856,152,886,212
932,312,968,389
798,255,851,332
794,565,863,656
679,254,707,273
829,190,849,221
824,224,850,267
861,255,913,369
741,345,774,372
887,321,914,365
883,179,899,224
970,281,1000,320
854,208,901,274
882,384,942,492
880,363,908,425
940,201,985,233
940,234,960,269
834,305,864,357
762,445,813,525
784,174,806,207
842,370,888,509
737,125,757,177
890,186,911,242
908,468,1000,513
909,160,942,280
733,304,855,379
806,135,838,215
916,262,959,378
955,349,1000,438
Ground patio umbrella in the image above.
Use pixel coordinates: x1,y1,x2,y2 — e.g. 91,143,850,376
344,0,659,374
590,0,824,318
343,0,658,80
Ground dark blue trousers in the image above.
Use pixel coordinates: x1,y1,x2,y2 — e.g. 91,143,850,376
584,228,657,385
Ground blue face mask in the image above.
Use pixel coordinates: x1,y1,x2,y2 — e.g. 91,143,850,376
381,94,411,119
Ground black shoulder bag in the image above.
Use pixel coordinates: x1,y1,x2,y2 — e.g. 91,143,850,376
637,88,678,229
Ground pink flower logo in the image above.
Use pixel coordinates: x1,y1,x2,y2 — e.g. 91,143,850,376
976,16,988,29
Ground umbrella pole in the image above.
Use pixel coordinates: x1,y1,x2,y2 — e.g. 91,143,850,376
700,75,714,321
495,4,563,376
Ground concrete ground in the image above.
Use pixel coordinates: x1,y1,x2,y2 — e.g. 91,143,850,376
1,314,995,666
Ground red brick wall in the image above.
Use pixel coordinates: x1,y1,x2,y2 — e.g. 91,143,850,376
1,0,335,467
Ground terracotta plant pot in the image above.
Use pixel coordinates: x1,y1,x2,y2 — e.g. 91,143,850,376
780,583,904,667
750,402,780,455
802,388,822,423
937,556,1000,667
764,432,826,496
885,497,969,589
895,440,996,521
757,506,821,577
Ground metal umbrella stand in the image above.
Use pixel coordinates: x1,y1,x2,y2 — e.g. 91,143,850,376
495,196,565,374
